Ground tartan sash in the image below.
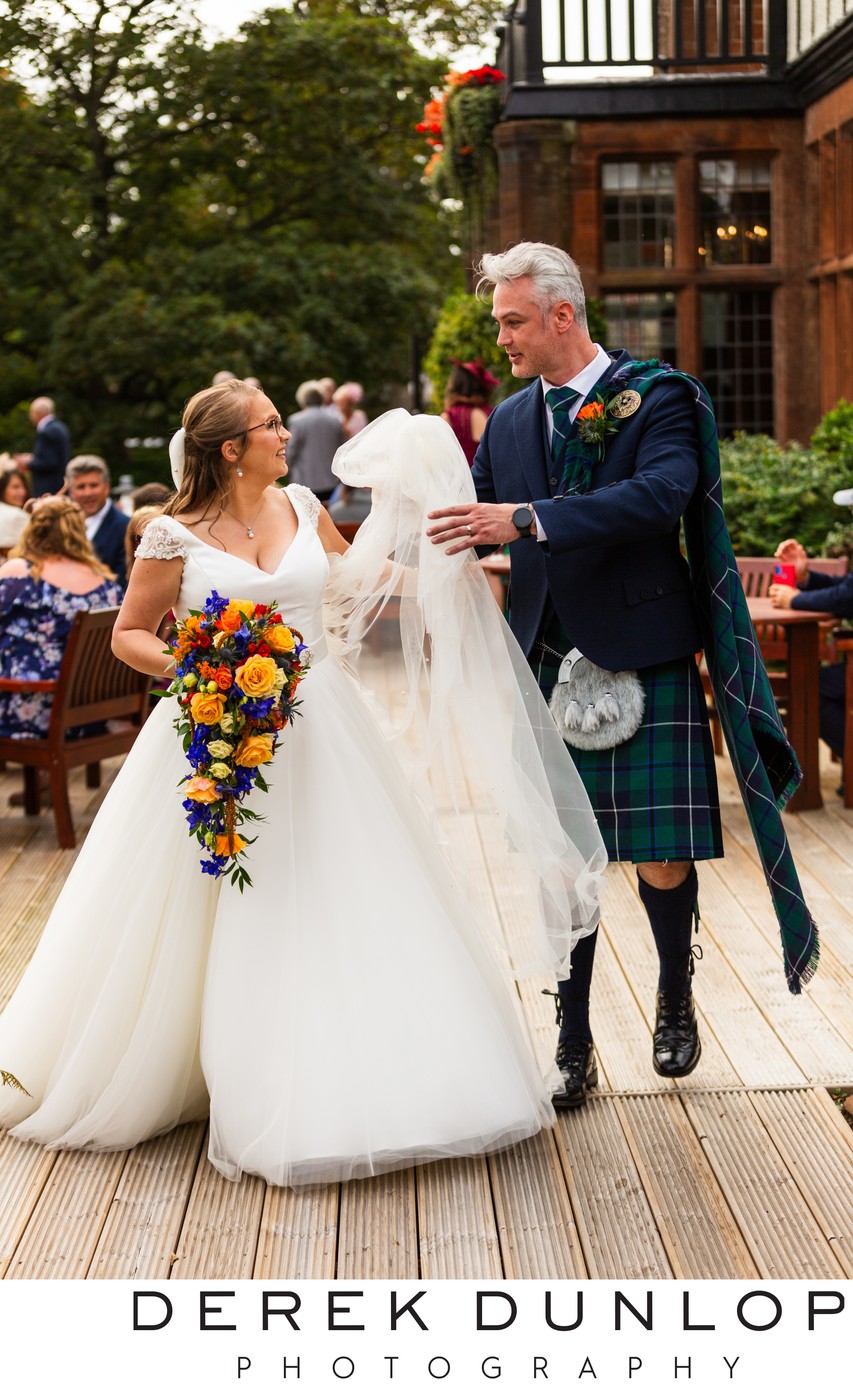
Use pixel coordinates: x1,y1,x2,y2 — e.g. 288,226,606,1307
602,360,818,992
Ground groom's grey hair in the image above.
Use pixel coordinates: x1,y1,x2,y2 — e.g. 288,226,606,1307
475,242,588,332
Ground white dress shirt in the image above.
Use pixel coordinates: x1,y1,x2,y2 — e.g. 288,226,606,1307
528,344,611,540
85,500,112,541
540,343,612,443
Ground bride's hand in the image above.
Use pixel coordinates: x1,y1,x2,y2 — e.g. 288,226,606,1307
426,503,518,555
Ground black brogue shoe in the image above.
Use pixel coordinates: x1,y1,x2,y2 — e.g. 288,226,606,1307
553,1038,598,1109
652,990,701,1077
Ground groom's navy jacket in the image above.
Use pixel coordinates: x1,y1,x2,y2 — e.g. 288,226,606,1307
471,350,704,671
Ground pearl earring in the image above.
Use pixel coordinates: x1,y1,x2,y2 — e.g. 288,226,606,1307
236,466,243,477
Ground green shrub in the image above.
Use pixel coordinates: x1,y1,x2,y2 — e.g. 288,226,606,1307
423,290,608,414
422,289,510,412
719,432,842,556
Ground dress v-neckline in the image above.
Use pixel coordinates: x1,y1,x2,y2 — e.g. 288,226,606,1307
168,493,304,577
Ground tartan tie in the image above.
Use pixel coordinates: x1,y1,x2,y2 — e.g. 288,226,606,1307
545,385,589,494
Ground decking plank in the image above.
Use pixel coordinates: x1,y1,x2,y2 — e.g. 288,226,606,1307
613,1094,758,1278
683,1090,846,1278
489,1130,586,1279
5,1146,127,1279
170,1159,266,1280
254,1181,340,1280
88,1122,206,1280
746,1088,853,1277
552,1101,673,1280
416,1157,502,1280
0,1132,58,1277
335,1168,418,1279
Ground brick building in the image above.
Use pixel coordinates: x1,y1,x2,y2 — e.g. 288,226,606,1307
491,1,853,442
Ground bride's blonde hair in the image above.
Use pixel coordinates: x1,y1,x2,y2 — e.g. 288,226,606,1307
165,380,261,523
10,496,114,581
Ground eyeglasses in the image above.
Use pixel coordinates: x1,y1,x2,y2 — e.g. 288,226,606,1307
245,415,287,437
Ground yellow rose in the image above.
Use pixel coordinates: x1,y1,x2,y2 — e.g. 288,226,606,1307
219,712,235,734
234,733,275,767
190,691,227,725
215,832,247,857
235,655,278,699
266,624,296,654
208,761,233,780
184,776,220,803
231,599,256,618
207,740,233,760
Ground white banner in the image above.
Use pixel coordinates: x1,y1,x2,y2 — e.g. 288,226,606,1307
1,1279,847,1385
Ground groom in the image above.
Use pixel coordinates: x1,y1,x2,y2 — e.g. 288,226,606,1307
427,241,722,1108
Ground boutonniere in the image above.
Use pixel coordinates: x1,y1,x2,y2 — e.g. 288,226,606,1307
576,399,620,449
576,387,643,457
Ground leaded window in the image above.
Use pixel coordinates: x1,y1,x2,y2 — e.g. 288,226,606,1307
698,158,772,267
601,161,676,269
702,290,773,435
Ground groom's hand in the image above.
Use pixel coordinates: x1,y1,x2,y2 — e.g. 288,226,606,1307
427,503,518,555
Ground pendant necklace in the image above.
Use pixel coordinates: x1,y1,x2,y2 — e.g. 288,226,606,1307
223,499,265,539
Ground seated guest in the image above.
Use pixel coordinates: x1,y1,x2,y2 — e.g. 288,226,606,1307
0,469,30,558
0,497,123,740
65,455,130,586
770,536,853,772
130,481,172,510
124,504,164,582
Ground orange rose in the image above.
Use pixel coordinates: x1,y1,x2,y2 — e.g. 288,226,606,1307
217,608,242,633
213,666,233,690
214,832,247,857
266,624,296,655
577,402,603,422
189,690,227,725
235,654,278,698
234,733,275,767
184,776,221,804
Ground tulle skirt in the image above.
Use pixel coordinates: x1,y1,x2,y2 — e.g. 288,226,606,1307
0,653,555,1186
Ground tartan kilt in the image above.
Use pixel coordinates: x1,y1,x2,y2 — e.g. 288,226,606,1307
532,612,723,863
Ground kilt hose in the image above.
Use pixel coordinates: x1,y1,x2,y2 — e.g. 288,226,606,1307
532,607,723,864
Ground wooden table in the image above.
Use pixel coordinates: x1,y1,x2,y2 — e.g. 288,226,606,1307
747,597,835,812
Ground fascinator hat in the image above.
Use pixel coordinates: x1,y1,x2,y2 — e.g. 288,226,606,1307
450,358,500,393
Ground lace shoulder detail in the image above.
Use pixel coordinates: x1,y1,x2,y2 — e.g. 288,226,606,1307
135,517,189,563
287,484,322,529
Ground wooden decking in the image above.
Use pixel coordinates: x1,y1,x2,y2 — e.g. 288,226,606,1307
0,709,851,1281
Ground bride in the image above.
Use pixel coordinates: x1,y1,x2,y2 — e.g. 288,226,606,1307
0,379,606,1188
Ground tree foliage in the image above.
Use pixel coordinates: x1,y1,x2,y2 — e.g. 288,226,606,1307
0,0,463,479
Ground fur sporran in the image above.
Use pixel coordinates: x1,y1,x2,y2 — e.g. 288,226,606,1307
548,647,645,750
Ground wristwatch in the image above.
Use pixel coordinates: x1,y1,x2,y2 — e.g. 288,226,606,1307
511,503,536,539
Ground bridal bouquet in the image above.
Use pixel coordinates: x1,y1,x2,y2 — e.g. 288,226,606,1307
162,591,310,889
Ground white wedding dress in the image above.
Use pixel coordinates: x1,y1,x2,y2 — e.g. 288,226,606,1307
0,416,605,1187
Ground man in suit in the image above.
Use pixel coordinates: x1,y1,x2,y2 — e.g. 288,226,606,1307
23,397,71,497
428,242,720,1106
286,386,346,501
770,534,853,768
66,455,129,587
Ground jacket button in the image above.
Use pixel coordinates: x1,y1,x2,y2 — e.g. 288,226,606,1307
550,477,558,486
640,589,649,599
655,585,663,595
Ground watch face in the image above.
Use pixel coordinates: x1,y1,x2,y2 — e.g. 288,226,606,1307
513,506,532,532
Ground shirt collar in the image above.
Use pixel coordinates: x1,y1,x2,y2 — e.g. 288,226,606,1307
540,344,612,405
36,413,55,431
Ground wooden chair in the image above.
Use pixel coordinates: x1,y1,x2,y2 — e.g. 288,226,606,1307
701,555,849,753
0,607,153,848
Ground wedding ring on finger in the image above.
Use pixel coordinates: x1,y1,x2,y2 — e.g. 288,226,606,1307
466,524,473,535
